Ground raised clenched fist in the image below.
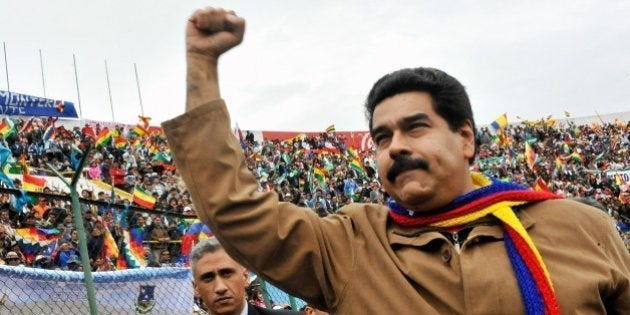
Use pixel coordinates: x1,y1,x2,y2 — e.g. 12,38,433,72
186,7,246,60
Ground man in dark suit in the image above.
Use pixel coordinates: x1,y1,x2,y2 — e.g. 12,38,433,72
191,237,302,315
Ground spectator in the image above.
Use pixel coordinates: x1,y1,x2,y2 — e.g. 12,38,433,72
190,237,300,315
31,197,50,220
4,251,21,267
147,216,170,260
158,249,174,267
87,161,102,180
110,161,127,189
83,209,97,232
66,254,81,271
143,245,156,265
87,225,104,262
57,241,78,269
34,254,53,270
0,208,11,226
0,227,14,258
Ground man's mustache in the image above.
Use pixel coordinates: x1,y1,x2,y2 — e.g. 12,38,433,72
387,157,429,183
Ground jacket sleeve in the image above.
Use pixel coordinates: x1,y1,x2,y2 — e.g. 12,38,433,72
163,100,356,309
598,212,630,313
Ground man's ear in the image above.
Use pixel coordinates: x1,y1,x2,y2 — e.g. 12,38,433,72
192,280,200,298
458,120,475,160
243,268,249,283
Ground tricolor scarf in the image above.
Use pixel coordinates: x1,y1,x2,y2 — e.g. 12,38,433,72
388,173,562,315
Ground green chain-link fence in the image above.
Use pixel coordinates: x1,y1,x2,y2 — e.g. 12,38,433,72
0,265,191,314
0,265,304,314
0,189,304,314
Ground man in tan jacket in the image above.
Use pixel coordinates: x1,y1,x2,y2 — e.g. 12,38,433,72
163,6,630,314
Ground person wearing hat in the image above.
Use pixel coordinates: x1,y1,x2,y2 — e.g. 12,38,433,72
8,242,25,265
35,254,53,270
183,206,195,216
5,251,20,266
66,254,81,271
58,241,78,269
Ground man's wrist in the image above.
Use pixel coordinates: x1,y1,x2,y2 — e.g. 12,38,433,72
187,52,219,65
186,53,221,111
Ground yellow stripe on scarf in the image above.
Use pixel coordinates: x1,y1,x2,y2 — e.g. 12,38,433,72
430,200,527,227
493,207,554,289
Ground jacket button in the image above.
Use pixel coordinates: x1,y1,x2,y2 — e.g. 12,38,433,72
441,249,451,262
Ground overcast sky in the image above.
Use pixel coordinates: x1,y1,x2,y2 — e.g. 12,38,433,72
1,0,629,131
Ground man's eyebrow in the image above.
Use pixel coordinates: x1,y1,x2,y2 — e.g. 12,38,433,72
371,113,430,137
400,113,429,125
218,267,236,273
199,271,215,279
371,125,388,138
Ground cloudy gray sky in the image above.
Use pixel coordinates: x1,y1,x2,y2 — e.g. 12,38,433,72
1,0,629,131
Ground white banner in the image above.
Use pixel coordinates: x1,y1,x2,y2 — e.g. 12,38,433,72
0,265,192,314
605,170,630,183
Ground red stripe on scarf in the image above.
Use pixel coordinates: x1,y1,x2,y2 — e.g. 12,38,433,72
504,225,560,315
390,190,560,227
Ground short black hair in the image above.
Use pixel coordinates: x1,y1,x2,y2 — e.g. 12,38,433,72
365,67,477,163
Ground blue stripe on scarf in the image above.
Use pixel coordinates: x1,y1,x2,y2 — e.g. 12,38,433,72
504,231,545,315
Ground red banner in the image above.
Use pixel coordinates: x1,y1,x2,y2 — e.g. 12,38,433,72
259,130,374,152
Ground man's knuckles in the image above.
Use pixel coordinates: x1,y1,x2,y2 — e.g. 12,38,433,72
192,8,239,34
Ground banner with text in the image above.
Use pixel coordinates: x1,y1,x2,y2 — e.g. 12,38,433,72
0,90,79,118
605,169,630,183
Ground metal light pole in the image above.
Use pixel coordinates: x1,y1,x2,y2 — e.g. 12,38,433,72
47,144,98,315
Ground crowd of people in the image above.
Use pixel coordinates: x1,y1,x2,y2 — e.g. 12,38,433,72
244,119,629,230
0,113,628,271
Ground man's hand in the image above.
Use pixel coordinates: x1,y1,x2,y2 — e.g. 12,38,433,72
186,7,245,61
185,7,245,111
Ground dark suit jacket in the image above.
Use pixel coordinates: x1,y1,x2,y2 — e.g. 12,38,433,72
248,303,303,315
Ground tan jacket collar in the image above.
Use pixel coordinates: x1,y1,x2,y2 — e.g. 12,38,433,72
388,208,537,247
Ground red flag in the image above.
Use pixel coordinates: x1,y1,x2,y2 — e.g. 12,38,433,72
534,177,549,192
82,125,96,139
55,101,65,114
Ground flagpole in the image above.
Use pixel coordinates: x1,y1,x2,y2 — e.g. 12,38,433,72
2,42,9,93
73,54,84,120
1,42,9,116
134,63,145,117
39,49,47,98
104,60,115,122
594,110,605,125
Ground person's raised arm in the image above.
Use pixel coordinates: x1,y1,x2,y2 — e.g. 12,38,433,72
185,7,245,111
165,7,355,310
